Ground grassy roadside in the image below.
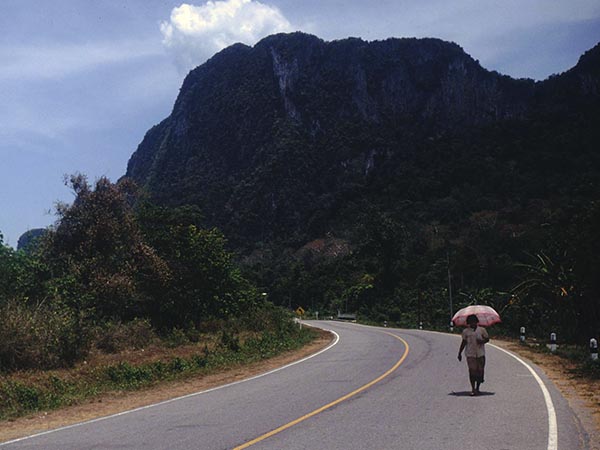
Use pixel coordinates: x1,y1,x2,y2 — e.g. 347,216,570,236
0,325,318,422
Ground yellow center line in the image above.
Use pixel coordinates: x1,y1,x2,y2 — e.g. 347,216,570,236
233,331,409,450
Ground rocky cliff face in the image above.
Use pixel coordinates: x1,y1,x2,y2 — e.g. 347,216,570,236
127,33,533,180
125,33,600,249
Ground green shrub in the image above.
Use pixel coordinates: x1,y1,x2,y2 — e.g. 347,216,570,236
14,383,40,410
192,355,208,368
0,381,41,413
149,360,167,377
105,362,153,387
164,327,190,347
168,357,189,373
220,330,240,352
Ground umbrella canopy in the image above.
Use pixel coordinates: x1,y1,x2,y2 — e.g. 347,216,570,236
452,305,501,327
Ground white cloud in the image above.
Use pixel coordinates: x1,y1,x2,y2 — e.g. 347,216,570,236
161,0,293,72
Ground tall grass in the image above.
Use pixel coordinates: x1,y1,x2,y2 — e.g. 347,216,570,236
0,300,89,371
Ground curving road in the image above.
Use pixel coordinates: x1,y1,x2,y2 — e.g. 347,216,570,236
1,321,589,449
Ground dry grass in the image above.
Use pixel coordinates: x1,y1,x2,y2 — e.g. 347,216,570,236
0,329,333,444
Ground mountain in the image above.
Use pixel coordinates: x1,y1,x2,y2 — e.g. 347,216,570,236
17,228,47,252
125,33,600,253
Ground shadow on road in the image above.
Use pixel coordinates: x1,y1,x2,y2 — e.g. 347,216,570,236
449,391,495,397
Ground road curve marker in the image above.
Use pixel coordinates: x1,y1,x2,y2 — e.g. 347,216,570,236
233,331,409,450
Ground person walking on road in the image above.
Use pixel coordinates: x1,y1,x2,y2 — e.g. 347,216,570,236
457,314,489,396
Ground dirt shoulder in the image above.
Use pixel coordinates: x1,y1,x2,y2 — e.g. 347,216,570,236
0,329,333,444
493,339,600,450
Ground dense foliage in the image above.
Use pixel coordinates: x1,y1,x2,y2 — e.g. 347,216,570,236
124,33,600,343
0,176,267,372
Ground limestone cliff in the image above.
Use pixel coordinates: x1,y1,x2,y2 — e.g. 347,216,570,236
125,33,600,250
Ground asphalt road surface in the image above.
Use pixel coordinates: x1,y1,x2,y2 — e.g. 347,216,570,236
1,321,589,449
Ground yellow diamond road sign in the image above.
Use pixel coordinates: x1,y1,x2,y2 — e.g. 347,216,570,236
295,306,305,316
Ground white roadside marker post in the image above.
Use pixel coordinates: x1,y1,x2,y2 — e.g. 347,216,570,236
520,326,526,344
550,333,557,353
590,338,598,361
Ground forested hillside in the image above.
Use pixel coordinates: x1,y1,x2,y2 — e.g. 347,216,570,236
124,33,600,342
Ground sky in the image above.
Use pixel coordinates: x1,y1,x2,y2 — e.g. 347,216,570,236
1,0,599,247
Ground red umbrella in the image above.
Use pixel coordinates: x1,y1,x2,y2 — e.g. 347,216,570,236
452,305,501,327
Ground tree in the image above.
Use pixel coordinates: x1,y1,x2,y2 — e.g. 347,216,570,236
0,232,41,305
0,232,16,302
511,201,600,342
136,203,257,328
42,174,169,321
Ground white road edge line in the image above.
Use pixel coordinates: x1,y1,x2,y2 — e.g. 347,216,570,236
341,324,558,450
0,329,340,447
490,343,558,450
387,327,558,450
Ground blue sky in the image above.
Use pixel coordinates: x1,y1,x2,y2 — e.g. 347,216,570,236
1,0,599,247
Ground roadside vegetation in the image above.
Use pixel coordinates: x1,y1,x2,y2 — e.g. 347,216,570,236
249,199,600,340
1,172,599,420
0,310,315,421
0,175,316,420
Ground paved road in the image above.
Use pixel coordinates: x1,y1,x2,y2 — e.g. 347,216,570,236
1,321,589,449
